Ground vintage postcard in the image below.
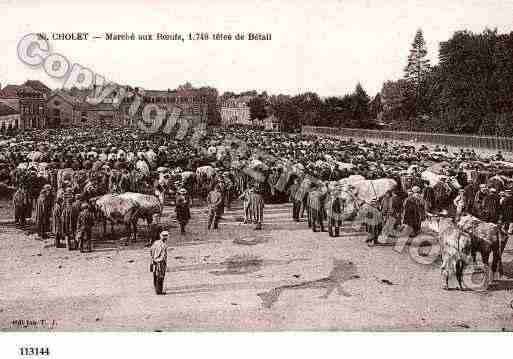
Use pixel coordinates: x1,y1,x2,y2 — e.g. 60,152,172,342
1,1,513,352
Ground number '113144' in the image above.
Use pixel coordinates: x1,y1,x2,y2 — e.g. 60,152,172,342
19,347,50,356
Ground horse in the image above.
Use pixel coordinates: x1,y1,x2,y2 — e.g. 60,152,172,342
458,214,509,282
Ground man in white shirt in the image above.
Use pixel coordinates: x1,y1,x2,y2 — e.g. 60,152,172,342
150,231,169,295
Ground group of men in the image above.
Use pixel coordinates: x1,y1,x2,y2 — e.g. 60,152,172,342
3,127,513,295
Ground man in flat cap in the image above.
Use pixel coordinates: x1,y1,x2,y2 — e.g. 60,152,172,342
35,184,53,239
76,202,95,253
402,186,426,238
150,231,168,295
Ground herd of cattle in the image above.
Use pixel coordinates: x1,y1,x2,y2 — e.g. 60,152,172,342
4,148,513,291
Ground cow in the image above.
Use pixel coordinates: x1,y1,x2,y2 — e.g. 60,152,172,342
196,165,217,197
90,192,162,244
351,178,398,205
119,192,163,229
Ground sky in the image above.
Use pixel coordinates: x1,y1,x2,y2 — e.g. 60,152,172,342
1,0,513,97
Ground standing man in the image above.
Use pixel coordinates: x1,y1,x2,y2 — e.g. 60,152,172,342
453,189,466,223
250,185,265,230
52,196,64,248
146,213,162,247
175,188,191,235
222,172,234,211
288,177,301,222
150,231,168,295
402,186,426,238
307,184,325,233
473,184,488,220
464,180,479,215
483,187,500,223
239,187,254,224
380,189,400,240
500,190,513,235
207,185,223,230
76,203,95,253
35,184,53,239
356,198,384,247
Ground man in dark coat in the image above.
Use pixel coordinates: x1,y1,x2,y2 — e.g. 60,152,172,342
175,188,191,235
483,187,500,223
52,196,64,247
358,198,384,246
463,181,479,215
500,190,513,234
146,213,162,247
35,184,53,239
402,186,426,238
307,185,325,233
76,202,95,253
288,177,301,221
473,184,488,221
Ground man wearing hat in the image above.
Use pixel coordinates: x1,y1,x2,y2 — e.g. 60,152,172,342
35,184,53,239
76,202,95,253
145,213,163,247
483,187,500,223
365,198,385,246
207,185,223,230
402,186,426,238
175,188,191,235
473,184,488,219
52,196,64,248
500,190,513,235
150,231,168,295
453,188,466,223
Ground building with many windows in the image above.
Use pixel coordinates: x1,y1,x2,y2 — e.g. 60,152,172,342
122,82,219,128
219,96,252,127
0,83,47,130
0,102,20,132
46,89,125,128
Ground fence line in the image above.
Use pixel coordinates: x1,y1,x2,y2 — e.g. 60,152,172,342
302,126,513,153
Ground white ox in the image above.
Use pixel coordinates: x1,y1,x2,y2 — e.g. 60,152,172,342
350,178,398,204
421,170,461,190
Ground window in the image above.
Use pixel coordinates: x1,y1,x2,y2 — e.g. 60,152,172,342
81,111,88,122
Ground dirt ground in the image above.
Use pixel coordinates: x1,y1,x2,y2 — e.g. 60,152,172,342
1,198,513,331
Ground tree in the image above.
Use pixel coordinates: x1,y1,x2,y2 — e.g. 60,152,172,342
248,96,268,121
369,93,383,122
349,83,371,128
404,29,431,86
380,79,416,130
403,29,432,130
292,92,322,126
269,96,301,132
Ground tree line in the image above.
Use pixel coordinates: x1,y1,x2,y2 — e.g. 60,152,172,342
220,28,513,135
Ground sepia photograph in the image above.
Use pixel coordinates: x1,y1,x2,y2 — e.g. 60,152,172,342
1,1,513,349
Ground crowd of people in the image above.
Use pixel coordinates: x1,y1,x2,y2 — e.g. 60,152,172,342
1,126,512,253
